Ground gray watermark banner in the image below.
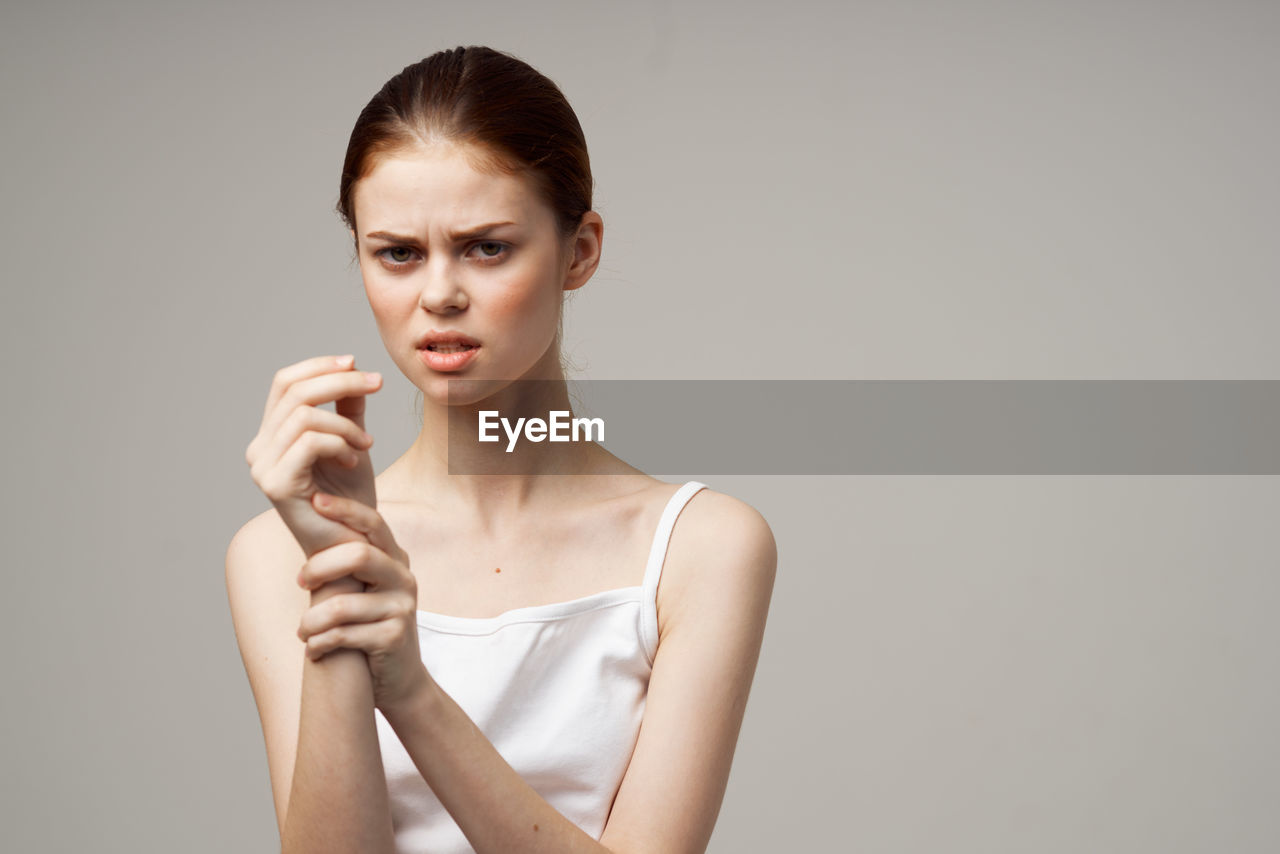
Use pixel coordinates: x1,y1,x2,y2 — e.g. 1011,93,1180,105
445,381,1280,474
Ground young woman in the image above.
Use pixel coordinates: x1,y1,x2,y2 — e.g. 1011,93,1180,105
226,45,777,854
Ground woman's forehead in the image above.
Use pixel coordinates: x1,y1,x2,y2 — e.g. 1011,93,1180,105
353,147,547,234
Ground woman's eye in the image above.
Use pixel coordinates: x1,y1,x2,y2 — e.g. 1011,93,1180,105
375,247,416,267
473,241,507,261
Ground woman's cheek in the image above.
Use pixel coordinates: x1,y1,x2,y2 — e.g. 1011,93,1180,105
365,290,407,347
493,277,560,337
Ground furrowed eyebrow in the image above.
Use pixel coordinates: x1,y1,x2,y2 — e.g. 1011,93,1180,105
364,221,517,244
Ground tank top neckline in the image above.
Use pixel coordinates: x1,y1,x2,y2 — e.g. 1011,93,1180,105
414,585,645,635
413,480,707,636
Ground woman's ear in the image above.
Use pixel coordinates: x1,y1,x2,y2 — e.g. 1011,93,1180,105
563,211,603,293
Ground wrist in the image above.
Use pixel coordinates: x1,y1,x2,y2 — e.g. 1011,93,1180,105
381,667,440,730
301,524,368,561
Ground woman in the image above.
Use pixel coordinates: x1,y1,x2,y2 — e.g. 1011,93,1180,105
226,45,777,854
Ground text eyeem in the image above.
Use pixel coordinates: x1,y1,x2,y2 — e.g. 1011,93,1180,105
478,410,605,453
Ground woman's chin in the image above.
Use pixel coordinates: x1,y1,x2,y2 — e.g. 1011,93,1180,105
419,376,512,408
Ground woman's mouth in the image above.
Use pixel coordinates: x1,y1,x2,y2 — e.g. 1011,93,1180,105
418,344,480,371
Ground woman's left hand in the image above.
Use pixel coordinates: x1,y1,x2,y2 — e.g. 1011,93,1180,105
296,491,431,716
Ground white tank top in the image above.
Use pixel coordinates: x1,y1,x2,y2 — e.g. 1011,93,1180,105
373,480,709,853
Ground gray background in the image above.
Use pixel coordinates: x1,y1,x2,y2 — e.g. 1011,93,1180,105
2,0,1277,851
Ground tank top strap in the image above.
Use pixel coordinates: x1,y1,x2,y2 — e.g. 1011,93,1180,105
639,480,708,664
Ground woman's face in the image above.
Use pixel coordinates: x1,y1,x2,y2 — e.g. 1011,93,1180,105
350,142,591,403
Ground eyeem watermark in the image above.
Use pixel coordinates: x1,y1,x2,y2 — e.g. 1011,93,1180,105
449,380,1280,474
479,410,605,453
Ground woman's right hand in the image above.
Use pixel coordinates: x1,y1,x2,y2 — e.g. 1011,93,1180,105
245,354,384,560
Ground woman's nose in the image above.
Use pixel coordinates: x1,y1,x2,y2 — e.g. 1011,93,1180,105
417,257,468,313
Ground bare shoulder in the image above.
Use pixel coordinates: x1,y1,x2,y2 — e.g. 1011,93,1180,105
657,486,778,641
225,507,311,628
227,506,308,569
224,507,310,835
679,486,776,556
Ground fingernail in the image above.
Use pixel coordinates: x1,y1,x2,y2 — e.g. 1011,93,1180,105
365,372,381,385
315,493,331,506
336,354,354,366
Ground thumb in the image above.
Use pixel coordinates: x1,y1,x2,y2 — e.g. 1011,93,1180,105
334,390,367,432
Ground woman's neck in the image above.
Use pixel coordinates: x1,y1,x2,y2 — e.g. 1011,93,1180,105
379,375,626,522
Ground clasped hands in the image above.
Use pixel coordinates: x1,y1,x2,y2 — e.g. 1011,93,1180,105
295,490,430,716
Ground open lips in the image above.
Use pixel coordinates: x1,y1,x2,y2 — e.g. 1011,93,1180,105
416,330,481,371
416,330,481,353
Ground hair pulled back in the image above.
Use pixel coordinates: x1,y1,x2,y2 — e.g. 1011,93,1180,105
336,46,593,248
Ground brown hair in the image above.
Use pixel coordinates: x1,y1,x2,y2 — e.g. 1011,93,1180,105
335,45,594,251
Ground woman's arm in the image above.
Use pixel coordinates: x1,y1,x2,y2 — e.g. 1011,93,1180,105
233,355,396,850
226,509,396,853
377,490,777,854
284,576,396,853
382,678,612,852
